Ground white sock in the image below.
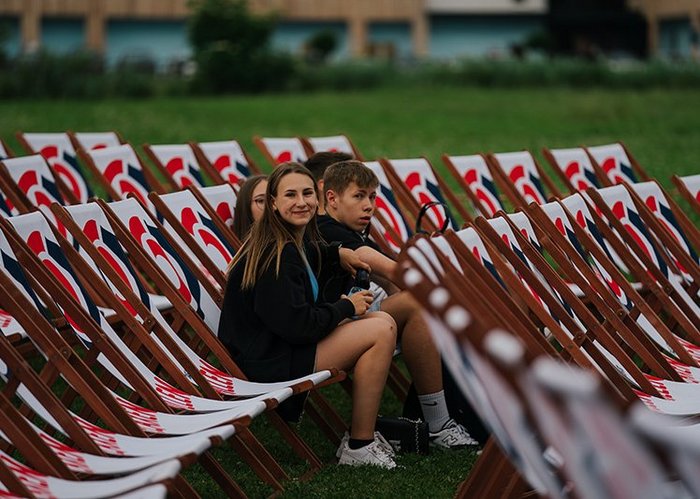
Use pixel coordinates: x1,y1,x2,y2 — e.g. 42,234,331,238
418,390,450,433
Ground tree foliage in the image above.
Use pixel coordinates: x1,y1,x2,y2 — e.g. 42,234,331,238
187,0,295,93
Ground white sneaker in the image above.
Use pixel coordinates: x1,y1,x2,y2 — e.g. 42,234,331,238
338,439,397,469
335,431,396,458
429,419,479,449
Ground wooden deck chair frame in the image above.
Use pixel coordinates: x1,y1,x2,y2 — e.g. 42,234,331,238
0,214,296,496
300,134,364,160
583,188,700,335
585,140,651,184
96,197,350,454
187,184,242,250
14,131,91,205
672,174,700,218
541,145,606,193
190,139,262,187
380,156,472,229
77,144,168,202
524,201,700,371
252,135,309,167
486,150,561,210
0,138,14,159
441,153,505,218
142,143,206,191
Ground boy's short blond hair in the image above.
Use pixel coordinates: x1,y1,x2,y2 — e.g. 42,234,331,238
323,160,379,196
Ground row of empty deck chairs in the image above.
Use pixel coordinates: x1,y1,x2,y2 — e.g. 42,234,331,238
1,130,700,497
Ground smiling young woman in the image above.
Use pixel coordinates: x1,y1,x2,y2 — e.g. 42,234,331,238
219,162,399,469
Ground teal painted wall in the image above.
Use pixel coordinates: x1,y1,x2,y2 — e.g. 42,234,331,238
106,20,191,69
659,19,695,59
0,17,20,56
42,18,84,53
368,22,412,59
429,15,544,59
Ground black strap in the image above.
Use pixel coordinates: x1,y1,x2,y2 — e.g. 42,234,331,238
415,201,450,235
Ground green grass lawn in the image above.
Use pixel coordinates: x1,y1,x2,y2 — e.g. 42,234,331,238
1,86,699,498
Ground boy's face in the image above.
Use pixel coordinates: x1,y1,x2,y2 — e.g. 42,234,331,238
327,182,377,232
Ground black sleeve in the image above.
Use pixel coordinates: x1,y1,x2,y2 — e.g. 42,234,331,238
253,245,355,345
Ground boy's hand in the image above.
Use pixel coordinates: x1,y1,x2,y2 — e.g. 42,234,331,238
339,248,370,277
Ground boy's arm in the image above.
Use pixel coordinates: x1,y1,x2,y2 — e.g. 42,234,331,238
355,245,397,283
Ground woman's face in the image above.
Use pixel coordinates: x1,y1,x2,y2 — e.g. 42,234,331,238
272,172,318,231
250,180,268,222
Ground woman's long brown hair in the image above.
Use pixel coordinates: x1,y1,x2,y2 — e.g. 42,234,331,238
228,162,323,289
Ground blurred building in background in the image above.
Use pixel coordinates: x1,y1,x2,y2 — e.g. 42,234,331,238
0,0,698,70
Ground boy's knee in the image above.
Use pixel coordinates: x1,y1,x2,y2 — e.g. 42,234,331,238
368,311,397,334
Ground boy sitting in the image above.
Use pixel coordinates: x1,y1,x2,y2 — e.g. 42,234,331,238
318,159,480,448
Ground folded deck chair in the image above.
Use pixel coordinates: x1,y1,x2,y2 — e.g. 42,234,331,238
442,153,507,218
487,150,561,210
253,136,309,166
78,144,167,206
380,157,469,230
301,134,363,160
542,145,604,193
585,141,651,185
16,131,94,204
68,130,123,152
191,138,261,187
671,173,700,218
143,143,207,190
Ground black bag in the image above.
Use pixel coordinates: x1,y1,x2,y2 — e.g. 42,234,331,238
375,416,429,455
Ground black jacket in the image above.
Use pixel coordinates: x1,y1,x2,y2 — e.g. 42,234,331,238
218,241,354,419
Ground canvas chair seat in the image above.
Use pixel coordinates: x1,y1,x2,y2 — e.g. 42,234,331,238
586,141,650,185
69,131,122,152
143,143,206,190
442,153,505,218
542,146,602,192
487,150,560,210
192,139,259,186
17,131,94,204
253,136,309,166
672,173,700,218
193,183,238,230
0,450,181,499
303,134,362,159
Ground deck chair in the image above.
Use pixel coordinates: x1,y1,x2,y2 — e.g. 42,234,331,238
442,153,506,218
0,139,12,160
191,139,261,187
671,173,700,217
395,250,562,498
585,141,651,185
584,186,700,331
78,144,166,207
487,150,561,210
68,130,123,152
301,134,363,160
541,145,604,193
16,132,94,204
0,155,71,238
188,184,241,249
253,136,308,166
142,143,207,190
149,190,236,289
625,181,700,289
380,157,470,230
360,161,414,255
